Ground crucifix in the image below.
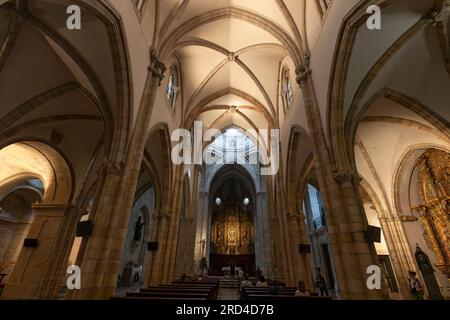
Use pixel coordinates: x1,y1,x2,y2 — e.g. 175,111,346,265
197,239,206,256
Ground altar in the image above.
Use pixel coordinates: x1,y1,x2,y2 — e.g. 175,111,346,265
209,254,255,276
221,266,243,278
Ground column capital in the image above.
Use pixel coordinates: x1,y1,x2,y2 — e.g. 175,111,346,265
423,4,449,24
333,170,362,185
149,50,166,86
97,159,123,176
295,55,312,86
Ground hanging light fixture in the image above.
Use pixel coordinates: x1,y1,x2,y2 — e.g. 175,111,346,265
215,198,222,206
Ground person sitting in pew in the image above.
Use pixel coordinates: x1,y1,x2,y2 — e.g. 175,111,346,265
268,279,284,295
295,280,310,297
179,273,188,282
256,275,268,287
240,274,253,290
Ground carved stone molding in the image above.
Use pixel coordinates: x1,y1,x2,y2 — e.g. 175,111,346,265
333,170,362,185
424,3,450,25
149,51,166,86
97,159,123,176
295,55,312,85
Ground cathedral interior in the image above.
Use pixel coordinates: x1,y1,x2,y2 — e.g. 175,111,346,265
0,0,448,301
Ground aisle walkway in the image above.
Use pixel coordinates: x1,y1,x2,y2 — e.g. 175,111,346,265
217,278,239,300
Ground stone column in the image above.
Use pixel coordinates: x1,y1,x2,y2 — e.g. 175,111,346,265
295,57,387,299
193,191,209,274
69,51,166,299
162,166,184,284
145,211,171,286
380,216,416,298
1,203,76,299
173,217,195,277
287,212,313,288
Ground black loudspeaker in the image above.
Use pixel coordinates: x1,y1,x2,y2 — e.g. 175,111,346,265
76,221,94,237
299,244,311,254
366,225,381,243
24,238,38,248
147,242,158,251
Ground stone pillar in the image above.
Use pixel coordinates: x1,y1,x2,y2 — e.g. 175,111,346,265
173,217,195,277
162,166,184,284
193,191,209,273
0,218,32,285
287,212,313,288
296,57,387,299
145,211,171,286
1,203,75,299
69,51,166,299
380,216,415,300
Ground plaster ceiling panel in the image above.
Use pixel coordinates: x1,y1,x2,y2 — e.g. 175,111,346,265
0,24,74,118
230,0,295,40
238,109,268,130
178,46,226,106
238,49,284,109
356,121,448,201
283,0,303,36
343,0,434,119
171,0,233,29
190,62,268,114
27,0,117,112
364,97,435,128
204,94,250,108
197,110,228,128
11,91,100,128
183,18,280,53
158,0,180,32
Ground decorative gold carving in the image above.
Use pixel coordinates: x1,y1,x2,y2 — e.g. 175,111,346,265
210,204,254,255
415,149,449,277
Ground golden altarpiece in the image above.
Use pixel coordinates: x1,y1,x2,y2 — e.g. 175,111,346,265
413,149,449,278
210,203,254,256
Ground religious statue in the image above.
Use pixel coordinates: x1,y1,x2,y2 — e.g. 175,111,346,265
133,216,145,241
415,245,444,300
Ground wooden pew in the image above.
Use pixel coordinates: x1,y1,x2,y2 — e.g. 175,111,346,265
247,294,332,301
163,282,219,298
241,286,297,299
111,296,207,301
140,287,215,300
126,291,210,300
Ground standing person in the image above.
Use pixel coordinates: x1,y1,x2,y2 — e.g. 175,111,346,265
315,268,328,297
408,271,424,300
295,280,310,297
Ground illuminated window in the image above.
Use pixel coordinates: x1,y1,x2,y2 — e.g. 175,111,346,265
282,68,294,111
166,66,179,108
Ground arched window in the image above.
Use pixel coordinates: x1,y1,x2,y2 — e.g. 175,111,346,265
166,66,179,108
282,68,294,112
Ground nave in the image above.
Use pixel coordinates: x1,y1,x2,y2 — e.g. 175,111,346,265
0,0,448,301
